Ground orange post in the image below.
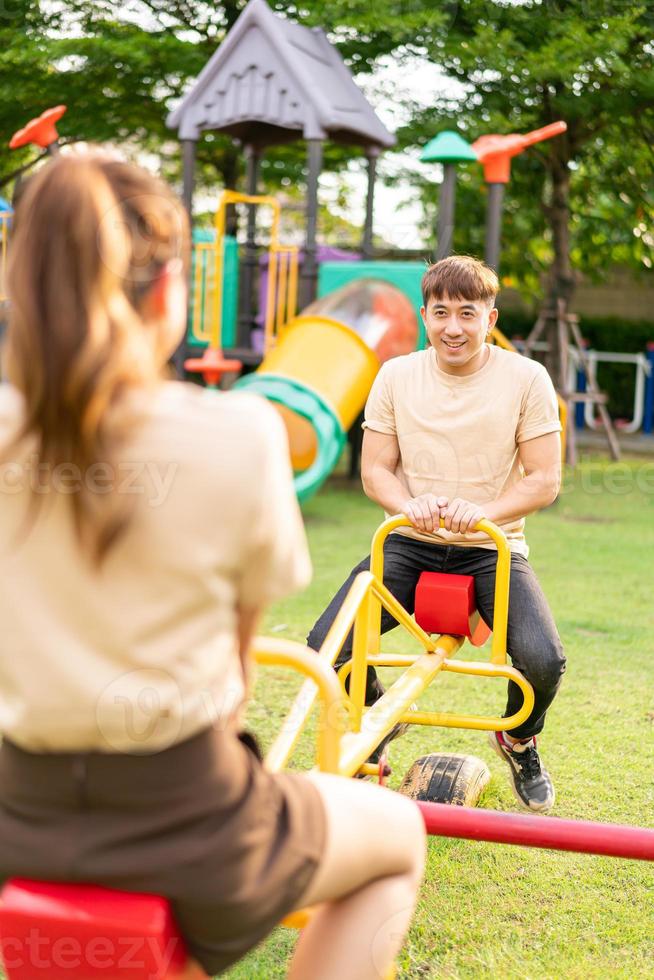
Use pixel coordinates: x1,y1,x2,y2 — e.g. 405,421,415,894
472,121,567,183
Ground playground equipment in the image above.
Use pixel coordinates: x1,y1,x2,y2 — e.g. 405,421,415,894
9,106,66,155
265,515,533,791
0,197,12,305
166,0,394,338
472,121,567,273
420,131,478,261
235,280,418,500
1,516,653,980
579,348,653,434
184,189,299,386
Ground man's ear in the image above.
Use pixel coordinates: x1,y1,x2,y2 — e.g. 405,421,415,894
487,306,499,332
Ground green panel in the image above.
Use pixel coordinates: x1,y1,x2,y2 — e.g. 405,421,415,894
186,230,239,348
317,261,426,348
234,373,346,503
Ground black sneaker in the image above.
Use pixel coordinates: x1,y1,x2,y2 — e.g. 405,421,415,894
365,701,417,766
489,730,555,813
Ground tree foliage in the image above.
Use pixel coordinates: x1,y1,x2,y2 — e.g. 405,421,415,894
1,0,652,312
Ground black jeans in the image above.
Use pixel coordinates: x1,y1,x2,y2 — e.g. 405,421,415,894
307,534,566,740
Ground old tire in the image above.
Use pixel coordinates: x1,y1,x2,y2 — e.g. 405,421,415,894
398,753,490,807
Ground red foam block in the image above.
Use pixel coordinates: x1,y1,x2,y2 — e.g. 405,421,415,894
0,879,197,979
414,572,491,646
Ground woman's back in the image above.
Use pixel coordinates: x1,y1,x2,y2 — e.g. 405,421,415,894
0,381,309,753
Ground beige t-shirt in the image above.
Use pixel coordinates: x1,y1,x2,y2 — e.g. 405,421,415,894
0,382,311,753
363,344,561,557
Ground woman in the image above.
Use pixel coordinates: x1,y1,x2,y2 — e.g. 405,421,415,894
0,151,425,979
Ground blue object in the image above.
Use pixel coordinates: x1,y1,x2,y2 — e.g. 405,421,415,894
575,366,586,429
643,343,654,436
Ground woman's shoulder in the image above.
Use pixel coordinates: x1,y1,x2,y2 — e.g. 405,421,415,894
144,382,288,458
162,381,281,428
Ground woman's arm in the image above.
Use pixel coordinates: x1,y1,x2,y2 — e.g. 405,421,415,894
237,604,262,699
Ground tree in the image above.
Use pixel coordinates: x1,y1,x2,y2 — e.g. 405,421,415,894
397,0,654,342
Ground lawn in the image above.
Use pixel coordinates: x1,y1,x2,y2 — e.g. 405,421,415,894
230,455,654,980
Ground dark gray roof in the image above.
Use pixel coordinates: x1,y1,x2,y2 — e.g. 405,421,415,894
166,0,395,150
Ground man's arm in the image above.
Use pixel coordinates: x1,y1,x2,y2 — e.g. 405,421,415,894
361,429,448,533
363,428,561,535
442,431,561,533
484,430,561,524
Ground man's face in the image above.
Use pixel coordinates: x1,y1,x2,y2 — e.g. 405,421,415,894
421,293,498,376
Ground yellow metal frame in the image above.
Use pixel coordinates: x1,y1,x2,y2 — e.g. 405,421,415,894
260,515,534,780
193,191,298,352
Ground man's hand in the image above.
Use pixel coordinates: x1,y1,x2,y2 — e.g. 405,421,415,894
403,494,449,533
441,497,486,535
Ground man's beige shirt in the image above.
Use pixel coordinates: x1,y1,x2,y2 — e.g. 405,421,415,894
363,344,561,556
0,383,311,753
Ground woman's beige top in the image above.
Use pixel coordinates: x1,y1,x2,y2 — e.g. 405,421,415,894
0,383,311,753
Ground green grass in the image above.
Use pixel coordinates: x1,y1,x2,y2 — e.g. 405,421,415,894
229,456,654,979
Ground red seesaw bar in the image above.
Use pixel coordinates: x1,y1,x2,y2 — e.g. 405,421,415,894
417,802,654,862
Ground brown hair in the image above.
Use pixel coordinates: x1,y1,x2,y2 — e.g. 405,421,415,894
5,150,190,563
421,255,498,308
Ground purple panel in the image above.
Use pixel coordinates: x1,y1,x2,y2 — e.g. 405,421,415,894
257,246,360,325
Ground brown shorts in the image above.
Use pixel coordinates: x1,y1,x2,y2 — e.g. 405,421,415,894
0,728,326,975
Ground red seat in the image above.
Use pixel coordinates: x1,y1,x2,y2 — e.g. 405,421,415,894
0,879,203,980
414,572,491,647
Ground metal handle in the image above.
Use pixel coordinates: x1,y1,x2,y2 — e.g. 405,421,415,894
370,515,511,665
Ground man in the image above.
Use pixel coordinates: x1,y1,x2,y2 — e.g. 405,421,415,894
307,255,566,813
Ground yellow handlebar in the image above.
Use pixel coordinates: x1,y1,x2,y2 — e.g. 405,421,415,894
253,637,345,774
370,515,511,666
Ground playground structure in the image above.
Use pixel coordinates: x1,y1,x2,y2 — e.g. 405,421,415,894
0,197,11,305
1,514,653,980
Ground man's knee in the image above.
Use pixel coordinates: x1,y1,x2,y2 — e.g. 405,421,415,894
514,635,566,692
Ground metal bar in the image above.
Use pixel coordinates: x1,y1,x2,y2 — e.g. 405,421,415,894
337,641,461,776
211,206,227,350
436,163,457,260
264,573,371,771
361,150,378,259
301,139,323,308
238,145,260,347
417,801,654,862
276,248,288,335
287,248,299,322
398,658,534,731
644,343,654,435
484,182,505,272
371,516,510,665
254,637,345,775
264,248,278,352
350,587,373,731
181,139,196,218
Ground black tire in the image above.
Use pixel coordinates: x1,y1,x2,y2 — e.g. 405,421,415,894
398,753,490,807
